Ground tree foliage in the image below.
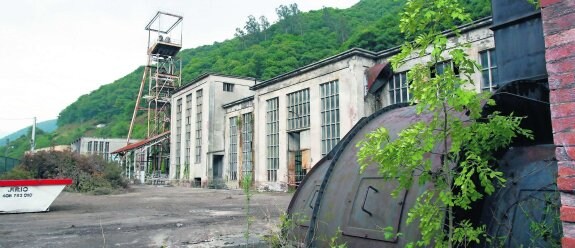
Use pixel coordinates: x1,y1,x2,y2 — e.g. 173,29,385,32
3,150,128,194
357,0,531,247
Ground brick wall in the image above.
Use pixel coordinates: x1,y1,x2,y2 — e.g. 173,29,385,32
540,0,575,246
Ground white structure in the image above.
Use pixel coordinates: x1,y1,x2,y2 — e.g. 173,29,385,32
222,96,255,189
0,179,72,213
169,73,257,187
171,18,497,190
71,137,136,161
250,48,379,191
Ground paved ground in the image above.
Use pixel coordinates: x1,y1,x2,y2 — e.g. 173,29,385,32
0,185,293,248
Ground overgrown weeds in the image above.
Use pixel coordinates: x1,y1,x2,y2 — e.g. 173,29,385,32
1,150,128,194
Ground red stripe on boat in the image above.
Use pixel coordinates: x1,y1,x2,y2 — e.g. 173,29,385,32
0,179,73,187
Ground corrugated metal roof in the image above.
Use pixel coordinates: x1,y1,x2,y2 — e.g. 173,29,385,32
112,131,170,154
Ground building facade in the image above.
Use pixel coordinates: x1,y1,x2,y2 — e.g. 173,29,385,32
248,19,494,191
169,73,257,187
71,137,133,161
170,19,496,191
222,96,255,189
250,49,379,190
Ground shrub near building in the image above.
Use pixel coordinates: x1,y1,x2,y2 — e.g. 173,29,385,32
1,150,127,194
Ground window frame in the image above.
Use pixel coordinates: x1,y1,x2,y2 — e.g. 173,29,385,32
195,89,203,164
228,116,238,181
320,80,340,156
388,71,410,105
223,83,234,92
479,49,498,91
266,98,279,182
287,88,310,132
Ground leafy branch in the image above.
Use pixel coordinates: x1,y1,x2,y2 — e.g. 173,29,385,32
357,0,533,247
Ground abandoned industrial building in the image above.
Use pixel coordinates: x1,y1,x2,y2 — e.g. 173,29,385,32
71,137,137,161
103,0,575,245
169,73,257,187
162,17,495,190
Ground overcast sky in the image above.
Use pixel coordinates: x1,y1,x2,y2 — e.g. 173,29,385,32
0,0,359,138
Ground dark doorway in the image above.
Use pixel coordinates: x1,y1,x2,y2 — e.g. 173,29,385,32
213,155,223,179
288,132,309,188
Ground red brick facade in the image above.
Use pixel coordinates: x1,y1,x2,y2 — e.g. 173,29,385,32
541,0,575,246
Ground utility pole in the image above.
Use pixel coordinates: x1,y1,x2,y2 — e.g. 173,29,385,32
30,117,36,153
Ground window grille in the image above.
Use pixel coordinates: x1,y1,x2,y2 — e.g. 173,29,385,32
287,88,310,131
223,83,234,92
105,142,110,161
229,117,238,180
480,49,498,91
266,98,279,182
388,71,410,104
242,113,253,176
431,60,460,77
195,89,203,163
320,80,340,156
185,93,192,165
176,98,182,167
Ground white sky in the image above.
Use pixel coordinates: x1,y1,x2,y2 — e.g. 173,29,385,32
0,0,359,138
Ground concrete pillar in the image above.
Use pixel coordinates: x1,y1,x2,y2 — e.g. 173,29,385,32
540,0,575,246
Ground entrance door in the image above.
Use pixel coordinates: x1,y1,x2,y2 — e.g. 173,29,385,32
213,155,223,179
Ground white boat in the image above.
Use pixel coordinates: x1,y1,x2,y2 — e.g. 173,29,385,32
0,179,72,213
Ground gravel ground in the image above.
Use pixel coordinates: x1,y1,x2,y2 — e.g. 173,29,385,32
0,185,292,248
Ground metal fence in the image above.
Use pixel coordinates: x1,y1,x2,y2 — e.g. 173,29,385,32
0,156,20,175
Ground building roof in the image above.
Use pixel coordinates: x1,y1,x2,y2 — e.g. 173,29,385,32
166,18,495,96
222,95,255,109
250,48,378,90
111,131,170,155
366,62,392,93
173,73,258,94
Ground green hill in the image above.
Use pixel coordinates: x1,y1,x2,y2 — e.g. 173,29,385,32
3,0,491,159
0,119,58,146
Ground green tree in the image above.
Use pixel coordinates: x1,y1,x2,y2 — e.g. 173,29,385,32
244,15,260,36
259,15,270,41
357,0,532,247
42,0,491,161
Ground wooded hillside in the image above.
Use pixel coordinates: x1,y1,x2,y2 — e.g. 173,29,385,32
1,0,491,159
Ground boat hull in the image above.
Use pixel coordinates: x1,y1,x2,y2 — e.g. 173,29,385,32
0,179,72,213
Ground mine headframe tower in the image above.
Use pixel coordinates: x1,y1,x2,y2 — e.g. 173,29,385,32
127,11,183,175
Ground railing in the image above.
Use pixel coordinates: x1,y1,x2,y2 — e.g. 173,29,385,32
0,156,20,175
152,37,182,46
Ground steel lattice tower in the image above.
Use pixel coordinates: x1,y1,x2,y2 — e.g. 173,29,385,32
127,11,183,173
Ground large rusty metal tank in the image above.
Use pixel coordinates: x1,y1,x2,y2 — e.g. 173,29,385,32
287,82,560,247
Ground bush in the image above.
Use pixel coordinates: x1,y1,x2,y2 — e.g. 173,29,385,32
3,150,128,194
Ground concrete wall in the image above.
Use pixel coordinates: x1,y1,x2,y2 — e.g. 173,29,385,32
170,74,255,186
540,0,575,246
70,137,131,161
252,55,376,190
169,24,496,191
222,99,254,189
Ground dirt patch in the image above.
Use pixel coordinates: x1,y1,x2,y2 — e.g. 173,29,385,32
0,185,292,248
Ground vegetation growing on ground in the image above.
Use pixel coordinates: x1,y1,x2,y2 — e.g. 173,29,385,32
357,0,532,247
242,172,254,246
0,150,128,194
